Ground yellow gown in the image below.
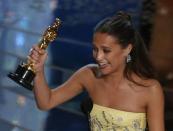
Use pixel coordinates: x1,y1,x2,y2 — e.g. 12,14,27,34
90,104,146,131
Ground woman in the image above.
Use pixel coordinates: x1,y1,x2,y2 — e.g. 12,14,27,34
29,11,165,131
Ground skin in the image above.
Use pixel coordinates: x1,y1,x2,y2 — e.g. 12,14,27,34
29,32,165,131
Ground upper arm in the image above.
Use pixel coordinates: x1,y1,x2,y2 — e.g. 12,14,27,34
48,66,90,108
147,81,165,131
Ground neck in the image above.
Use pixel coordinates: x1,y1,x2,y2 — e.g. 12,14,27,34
102,68,126,87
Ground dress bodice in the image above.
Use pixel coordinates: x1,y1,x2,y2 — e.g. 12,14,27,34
90,103,146,131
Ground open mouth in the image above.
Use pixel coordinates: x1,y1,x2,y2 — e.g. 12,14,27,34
98,62,109,69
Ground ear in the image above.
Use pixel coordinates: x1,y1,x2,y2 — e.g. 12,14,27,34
124,44,133,56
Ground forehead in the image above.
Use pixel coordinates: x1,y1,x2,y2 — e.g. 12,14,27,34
93,33,120,47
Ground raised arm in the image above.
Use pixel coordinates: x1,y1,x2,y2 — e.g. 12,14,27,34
29,45,85,110
147,81,165,131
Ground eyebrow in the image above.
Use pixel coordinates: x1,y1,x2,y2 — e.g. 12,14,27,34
92,43,111,48
100,45,111,49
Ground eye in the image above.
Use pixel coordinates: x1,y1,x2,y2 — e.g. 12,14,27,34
103,49,111,53
92,46,98,52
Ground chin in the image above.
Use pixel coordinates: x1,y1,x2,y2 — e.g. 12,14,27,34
100,69,111,76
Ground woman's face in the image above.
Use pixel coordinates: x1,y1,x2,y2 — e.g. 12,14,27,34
93,32,131,75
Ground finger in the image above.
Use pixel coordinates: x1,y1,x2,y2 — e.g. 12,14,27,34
31,45,46,55
31,45,40,53
27,55,39,64
27,56,34,64
38,49,46,55
29,47,38,56
29,48,33,53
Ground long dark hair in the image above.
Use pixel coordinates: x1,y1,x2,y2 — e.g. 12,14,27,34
94,11,156,84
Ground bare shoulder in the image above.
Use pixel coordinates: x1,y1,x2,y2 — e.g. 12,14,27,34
130,74,163,93
74,64,99,84
146,79,164,95
144,80,165,130
131,75,164,99
76,64,98,76
143,79,164,105
75,64,99,91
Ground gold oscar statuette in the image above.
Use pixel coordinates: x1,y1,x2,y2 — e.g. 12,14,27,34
8,18,61,90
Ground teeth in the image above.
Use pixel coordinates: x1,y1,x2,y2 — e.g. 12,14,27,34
100,63,106,66
99,62,107,66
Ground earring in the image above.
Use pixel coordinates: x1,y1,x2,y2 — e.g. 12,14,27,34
126,54,131,63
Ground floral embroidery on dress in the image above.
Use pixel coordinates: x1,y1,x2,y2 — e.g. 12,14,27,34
90,104,146,131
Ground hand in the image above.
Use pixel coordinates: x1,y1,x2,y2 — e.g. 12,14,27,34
28,45,47,73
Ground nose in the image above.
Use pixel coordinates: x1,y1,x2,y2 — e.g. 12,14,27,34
94,50,104,61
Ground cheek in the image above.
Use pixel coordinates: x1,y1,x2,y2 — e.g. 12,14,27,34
92,51,96,59
110,52,125,65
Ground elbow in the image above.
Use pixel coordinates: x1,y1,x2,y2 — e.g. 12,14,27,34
36,103,52,111
37,106,49,111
